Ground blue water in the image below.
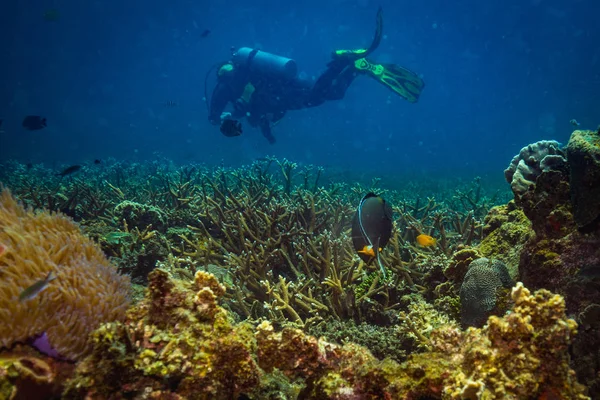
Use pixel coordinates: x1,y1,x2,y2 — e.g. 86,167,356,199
1,0,597,182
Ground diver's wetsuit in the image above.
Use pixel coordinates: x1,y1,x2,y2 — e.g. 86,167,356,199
208,58,359,144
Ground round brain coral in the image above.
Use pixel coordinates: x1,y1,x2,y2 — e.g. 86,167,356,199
0,189,130,360
459,257,514,328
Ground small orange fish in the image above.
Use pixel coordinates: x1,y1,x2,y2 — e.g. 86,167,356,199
357,245,382,258
0,243,6,257
416,234,437,247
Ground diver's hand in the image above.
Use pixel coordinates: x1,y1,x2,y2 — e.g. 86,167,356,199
220,112,233,122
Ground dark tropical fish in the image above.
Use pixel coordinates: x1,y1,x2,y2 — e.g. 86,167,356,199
94,159,102,164
201,29,211,38
26,163,33,170
351,192,393,277
56,165,82,177
22,115,47,130
220,119,242,137
19,271,57,302
163,100,178,107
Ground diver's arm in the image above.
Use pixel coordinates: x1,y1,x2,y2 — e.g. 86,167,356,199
208,82,232,125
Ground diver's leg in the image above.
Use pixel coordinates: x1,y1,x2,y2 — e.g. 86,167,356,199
305,60,348,107
259,117,276,144
306,7,383,106
322,65,360,101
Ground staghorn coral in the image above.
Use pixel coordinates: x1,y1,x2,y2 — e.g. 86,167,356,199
567,129,600,229
0,189,130,361
460,257,514,327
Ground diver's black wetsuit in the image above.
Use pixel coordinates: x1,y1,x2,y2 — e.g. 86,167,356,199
208,58,359,144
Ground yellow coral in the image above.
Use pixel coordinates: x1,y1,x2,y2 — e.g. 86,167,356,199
0,189,130,360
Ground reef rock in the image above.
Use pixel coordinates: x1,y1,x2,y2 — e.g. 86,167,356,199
567,129,600,229
504,140,566,200
505,140,574,237
460,257,514,327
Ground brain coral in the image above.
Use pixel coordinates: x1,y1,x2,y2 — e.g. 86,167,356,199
0,189,130,360
460,257,514,327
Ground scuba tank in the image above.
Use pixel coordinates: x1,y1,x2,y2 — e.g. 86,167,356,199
231,47,298,80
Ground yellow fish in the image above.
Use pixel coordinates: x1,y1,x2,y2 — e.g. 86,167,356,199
357,245,382,258
416,234,437,247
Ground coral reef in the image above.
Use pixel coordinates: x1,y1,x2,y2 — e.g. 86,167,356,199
64,269,588,399
567,129,600,229
2,152,595,396
459,257,514,327
0,189,130,361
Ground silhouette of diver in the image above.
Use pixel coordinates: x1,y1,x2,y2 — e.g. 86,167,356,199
206,7,424,144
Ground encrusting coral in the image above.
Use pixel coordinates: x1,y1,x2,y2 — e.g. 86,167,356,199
0,189,130,361
63,269,262,400
64,268,588,399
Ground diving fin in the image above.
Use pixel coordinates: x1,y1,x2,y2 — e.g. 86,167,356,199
332,6,383,61
354,58,425,103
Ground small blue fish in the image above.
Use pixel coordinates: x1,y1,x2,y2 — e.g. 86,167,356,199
19,272,57,302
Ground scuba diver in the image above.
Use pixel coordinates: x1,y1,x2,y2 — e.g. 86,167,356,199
206,7,424,144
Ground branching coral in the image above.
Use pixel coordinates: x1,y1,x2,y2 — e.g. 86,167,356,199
0,189,130,360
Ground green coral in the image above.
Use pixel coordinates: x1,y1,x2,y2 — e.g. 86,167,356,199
479,202,533,279
307,319,409,363
354,268,393,300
